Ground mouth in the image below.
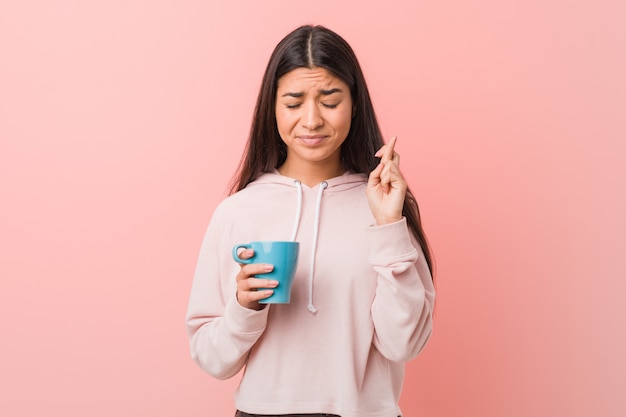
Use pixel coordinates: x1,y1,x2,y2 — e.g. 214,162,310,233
297,135,328,146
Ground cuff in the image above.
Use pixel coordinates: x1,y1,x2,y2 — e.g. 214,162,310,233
223,296,270,335
366,217,418,266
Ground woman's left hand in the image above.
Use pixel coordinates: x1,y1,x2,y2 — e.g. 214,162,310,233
366,136,407,226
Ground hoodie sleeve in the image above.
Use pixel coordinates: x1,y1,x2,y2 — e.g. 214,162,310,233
367,218,436,363
185,211,269,379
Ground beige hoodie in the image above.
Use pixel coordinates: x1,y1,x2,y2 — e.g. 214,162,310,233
186,171,435,417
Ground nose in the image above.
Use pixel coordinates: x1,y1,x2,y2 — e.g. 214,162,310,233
302,102,323,130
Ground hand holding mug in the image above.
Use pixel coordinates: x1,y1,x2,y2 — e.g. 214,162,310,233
233,241,300,310
234,247,279,310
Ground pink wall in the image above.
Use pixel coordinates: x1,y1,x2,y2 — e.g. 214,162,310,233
1,1,624,416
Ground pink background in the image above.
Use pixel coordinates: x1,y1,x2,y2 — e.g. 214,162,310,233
1,0,625,416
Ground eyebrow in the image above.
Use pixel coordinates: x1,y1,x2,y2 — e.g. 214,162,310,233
320,88,343,95
281,88,343,98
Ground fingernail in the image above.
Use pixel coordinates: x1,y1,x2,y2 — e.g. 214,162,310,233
264,264,274,272
269,280,279,287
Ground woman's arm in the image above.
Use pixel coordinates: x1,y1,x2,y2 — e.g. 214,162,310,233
185,212,269,379
367,219,435,362
365,136,435,362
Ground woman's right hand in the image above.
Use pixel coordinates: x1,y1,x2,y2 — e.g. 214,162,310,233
235,248,279,310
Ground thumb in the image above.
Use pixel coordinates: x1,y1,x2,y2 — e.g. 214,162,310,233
368,161,385,186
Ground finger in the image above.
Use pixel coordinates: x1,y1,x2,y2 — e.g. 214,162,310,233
234,248,255,263
381,158,407,191
367,161,384,186
382,136,397,162
237,286,275,307
380,163,392,193
383,163,408,195
237,263,274,282
236,272,278,309
384,159,404,181
248,289,275,302
238,279,278,303
246,277,279,291
374,135,397,159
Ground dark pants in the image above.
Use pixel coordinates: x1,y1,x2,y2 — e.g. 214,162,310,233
235,412,340,417
235,410,400,417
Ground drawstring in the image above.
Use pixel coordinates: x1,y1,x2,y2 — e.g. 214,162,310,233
307,181,327,314
290,180,302,241
289,180,327,314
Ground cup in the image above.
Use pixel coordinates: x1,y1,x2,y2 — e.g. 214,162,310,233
232,241,300,304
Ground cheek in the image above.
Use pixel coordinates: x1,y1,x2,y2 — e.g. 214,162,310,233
332,110,352,134
275,109,294,134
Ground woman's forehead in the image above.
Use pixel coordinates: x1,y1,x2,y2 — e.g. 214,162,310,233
277,67,348,92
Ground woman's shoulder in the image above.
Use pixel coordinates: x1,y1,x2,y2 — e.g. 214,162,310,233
213,189,253,216
214,173,293,212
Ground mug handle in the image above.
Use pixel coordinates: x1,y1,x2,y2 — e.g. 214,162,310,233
232,243,253,264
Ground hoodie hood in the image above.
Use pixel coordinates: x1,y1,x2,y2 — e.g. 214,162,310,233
247,170,367,313
247,170,367,192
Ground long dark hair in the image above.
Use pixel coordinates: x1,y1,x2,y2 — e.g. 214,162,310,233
230,25,434,276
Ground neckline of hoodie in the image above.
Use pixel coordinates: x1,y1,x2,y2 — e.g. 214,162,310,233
246,170,367,191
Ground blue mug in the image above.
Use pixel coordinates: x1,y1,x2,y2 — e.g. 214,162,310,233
232,241,300,304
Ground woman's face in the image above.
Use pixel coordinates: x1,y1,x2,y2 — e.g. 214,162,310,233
275,67,352,173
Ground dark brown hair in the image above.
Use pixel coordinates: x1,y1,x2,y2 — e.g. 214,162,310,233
230,25,433,276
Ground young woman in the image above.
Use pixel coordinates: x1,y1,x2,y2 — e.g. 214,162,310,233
186,25,435,417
